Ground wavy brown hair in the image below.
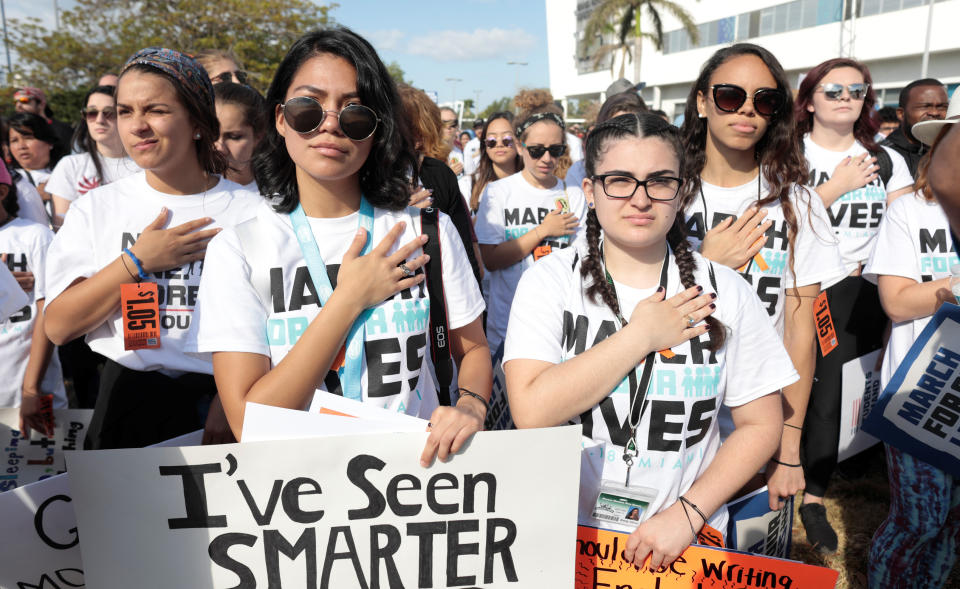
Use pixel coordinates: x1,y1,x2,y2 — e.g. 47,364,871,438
679,43,807,292
396,83,451,161
795,58,879,152
583,113,725,351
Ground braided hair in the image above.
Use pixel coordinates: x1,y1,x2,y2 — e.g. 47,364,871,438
581,113,725,351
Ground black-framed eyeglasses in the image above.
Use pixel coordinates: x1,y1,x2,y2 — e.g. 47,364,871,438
484,135,515,149
523,143,566,159
816,82,869,101
591,174,683,201
280,96,380,141
81,107,116,122
711,84,786,117
213,70,249,85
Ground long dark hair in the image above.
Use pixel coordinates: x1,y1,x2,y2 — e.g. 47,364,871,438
583,113,725,351
679,43,806,289
470,111,522,212
71,85,116,185
254,27,417,212
1,169,19,218
7,112,67,171
795,57,880,152
120,65,227,176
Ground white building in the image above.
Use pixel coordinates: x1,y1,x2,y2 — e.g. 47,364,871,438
546,0,960,120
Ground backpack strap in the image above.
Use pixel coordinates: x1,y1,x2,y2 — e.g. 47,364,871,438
233,216,272,312
420,207,454,406
871,147,893,191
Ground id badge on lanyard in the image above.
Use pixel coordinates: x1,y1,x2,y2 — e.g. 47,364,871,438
289,198,375,401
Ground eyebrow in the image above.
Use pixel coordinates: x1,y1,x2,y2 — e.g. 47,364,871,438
290,85,360,100
115,102,170,109
600,168,678,178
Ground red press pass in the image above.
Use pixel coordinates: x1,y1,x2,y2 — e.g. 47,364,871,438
814,291,838,357
121,282,161,350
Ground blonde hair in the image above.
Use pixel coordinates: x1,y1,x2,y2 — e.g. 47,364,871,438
397,83,451,161
194,49,243,76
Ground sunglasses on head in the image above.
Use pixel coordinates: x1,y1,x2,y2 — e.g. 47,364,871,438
484,135,515,149
213,70,249,85
711,84,786,117
280,96,380,141
82,107,116,122
523,143,566,159
817,82,869,101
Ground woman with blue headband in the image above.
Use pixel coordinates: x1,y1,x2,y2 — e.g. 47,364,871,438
43,47,261,449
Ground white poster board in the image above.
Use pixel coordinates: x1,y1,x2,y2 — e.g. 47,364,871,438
66,427,582,588
1,408,92,492
242,402,424,443
838,350,882,462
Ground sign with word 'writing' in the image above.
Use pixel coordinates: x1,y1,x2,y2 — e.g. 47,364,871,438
574,525,838,589
0,408,92,492
864,304,960,476
66,427,581,588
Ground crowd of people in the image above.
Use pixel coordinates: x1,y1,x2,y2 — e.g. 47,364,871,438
0,25,958,586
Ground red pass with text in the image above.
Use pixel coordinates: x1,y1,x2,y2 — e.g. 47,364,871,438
533,244,553,261
814,291,838,357
121,282,161,350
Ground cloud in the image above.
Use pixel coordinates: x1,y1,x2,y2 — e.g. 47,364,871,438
364,29,406,52
404,28,536,62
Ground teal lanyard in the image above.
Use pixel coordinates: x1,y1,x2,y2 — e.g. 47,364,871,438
288,198,375,402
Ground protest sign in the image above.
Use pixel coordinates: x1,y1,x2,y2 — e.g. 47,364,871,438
66,427,581,588
725,487,793,559
0,408,92,492
838,350,882,462
242,403,424,442
0,474,84,589
863,304,960,476
574,525,838,589
309,391,426,426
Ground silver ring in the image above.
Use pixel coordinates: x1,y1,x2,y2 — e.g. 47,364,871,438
686,315,696,327
399,263,416,278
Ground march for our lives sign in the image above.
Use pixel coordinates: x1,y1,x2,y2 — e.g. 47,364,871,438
863,303,960,476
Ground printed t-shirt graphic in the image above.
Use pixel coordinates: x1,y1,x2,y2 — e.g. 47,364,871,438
803,136,914,274
864,195,957,389
45,152,141,203
190,201,485,419
684,175,845,335
474,171,588,349
44,172,261,375
0,217,66,408
502,243,798,534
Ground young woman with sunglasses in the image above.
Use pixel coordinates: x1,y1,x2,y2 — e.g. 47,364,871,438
679,44,845,515
43,48,261,449
475,94,587,351
213,82,267,190
504,113,791,567
468,111,522,215
190,28,491,465
793,58,915,553
195,49,249,86
47,85,141,228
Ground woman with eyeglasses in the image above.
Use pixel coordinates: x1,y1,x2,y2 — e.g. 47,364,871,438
679,44,845,519
792,58,915,553
195,49,248,86
190,28,491,465
43,48,261,449
47,85,141,229
504,113,790,567
213,82,267,190
475,92,588,352
7,113,67,219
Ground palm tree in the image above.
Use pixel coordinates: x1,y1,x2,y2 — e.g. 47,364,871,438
580,0,700,85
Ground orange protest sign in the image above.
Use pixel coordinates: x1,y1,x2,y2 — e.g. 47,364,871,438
575,525,838,589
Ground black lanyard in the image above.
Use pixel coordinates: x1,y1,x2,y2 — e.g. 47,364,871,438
602,245,669,464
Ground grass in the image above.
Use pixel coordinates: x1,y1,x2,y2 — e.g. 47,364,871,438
788,444,960,588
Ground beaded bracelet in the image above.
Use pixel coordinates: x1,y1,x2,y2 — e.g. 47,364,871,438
122,248,149,281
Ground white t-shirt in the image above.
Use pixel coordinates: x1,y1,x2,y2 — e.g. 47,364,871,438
46,152,141,203
863,194,956,389
14,177,48,227
463,137,481,176
45,172,261,375
503,243,798,533
190,200,485,418
0,261,28,320
803,136,914,274
566,132,584,162
0,217,66,408
474,172,589,349
21,168,51,187
684,175,845,335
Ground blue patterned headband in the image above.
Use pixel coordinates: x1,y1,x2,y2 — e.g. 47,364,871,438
516,112,565,137
122,47,215,110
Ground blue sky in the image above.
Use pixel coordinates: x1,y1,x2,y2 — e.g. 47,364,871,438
7,0,551,111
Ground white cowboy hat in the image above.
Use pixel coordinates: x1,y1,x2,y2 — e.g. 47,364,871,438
912,87,960,146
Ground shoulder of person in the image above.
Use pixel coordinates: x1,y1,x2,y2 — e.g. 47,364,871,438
527,242,584,283
8,216,53,239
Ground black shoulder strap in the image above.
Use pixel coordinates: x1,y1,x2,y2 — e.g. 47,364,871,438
872,147,893,190
420,207,454,406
